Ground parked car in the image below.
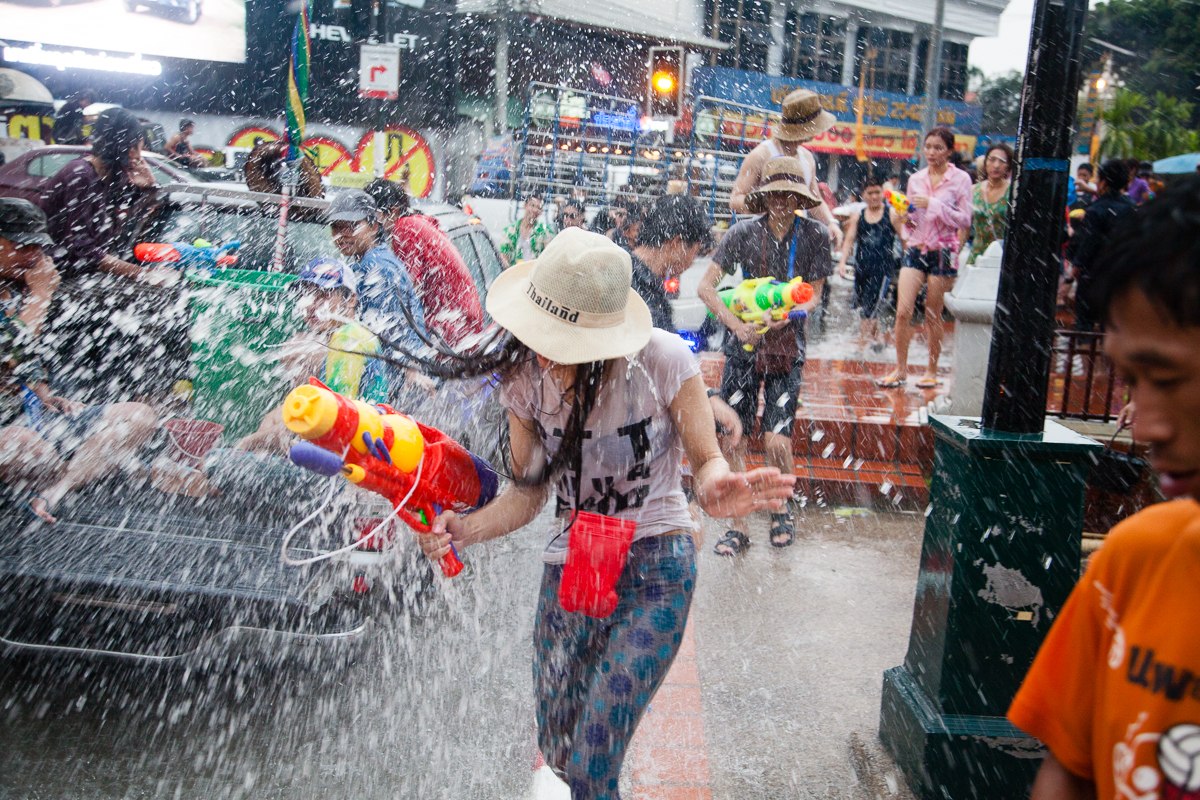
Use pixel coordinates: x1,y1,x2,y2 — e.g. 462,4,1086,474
0,144,196,206
0,183,505,665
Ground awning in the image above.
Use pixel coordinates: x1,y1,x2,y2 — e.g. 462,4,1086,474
0,67,54,106
455,0,729,51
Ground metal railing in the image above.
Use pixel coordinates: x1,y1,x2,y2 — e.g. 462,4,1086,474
1045,328,1124,422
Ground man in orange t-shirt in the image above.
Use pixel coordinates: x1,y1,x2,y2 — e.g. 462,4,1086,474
1008,176,1200,800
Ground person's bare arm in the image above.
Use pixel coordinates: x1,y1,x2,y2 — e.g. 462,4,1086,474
671,374,794,518
13,254,59,336
729,146,766,214
837,214,859,277
1029,752,1095,800
420,411,550,561
698,259,758,345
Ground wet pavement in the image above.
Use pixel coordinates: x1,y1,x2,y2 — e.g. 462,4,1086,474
0,506,924,799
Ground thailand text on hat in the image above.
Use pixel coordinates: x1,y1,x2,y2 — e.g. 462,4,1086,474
745,157,824,214
772,89,837,143
484,227,651,365
297,257,357,293
0,198,54,248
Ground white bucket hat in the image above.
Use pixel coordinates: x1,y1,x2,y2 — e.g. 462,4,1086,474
485,227,652,365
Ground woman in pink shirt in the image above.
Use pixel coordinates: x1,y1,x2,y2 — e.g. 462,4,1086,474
878,127,973,389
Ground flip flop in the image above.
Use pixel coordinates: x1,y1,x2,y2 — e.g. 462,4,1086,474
713,530,750,557
915,377,943,389
875,374,907,389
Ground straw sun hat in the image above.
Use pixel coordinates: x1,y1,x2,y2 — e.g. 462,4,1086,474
745,157,824,214
773,88,837,142
485,227,652,365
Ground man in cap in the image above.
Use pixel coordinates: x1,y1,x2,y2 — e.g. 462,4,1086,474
729,88,842,246
0,198,61,337
364,178,484,347
326,190,426,357
0,199,158,523
699,157,833,554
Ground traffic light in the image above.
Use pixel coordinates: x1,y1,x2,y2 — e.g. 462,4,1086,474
647,46,684,119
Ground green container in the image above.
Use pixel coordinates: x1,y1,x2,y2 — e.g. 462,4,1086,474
187,268,300,441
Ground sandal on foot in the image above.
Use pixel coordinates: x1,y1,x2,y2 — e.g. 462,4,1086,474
713,530,750,557
769,515,795,548
915,376,943,389
875,373,907,389
27,493,57,524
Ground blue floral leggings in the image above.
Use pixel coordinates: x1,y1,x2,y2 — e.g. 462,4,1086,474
532,533,696,800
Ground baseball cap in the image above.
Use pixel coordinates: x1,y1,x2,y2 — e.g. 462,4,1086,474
325,190,378,224
297,257,357,293
0,198,54,248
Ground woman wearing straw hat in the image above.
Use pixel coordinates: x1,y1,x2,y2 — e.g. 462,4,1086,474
699,157,832,554
729,88,843,246
418,227,795,797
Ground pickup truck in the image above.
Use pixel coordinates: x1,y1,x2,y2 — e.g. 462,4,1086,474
0,183,506,665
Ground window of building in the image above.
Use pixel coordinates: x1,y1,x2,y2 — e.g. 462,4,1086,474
856,28,912,94
915,40,971,101
784,12,844,83
706,0,773,73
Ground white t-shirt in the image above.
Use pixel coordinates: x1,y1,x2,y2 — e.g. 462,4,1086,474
499,329,700,564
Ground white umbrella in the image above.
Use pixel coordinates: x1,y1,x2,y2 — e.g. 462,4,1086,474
0,68,54,106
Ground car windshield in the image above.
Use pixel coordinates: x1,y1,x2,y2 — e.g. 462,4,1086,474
139,199,340,273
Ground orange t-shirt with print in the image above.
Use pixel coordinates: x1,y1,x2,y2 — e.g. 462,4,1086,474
1008,499,1200,800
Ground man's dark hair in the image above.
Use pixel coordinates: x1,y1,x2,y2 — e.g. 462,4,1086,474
180,119,195,131
1098,175,1200,327
1138,161,1152,174
860,176,883,191
91,107,146,171
637,195,711,249
364,178,411,215
1077,162,1094,175
1098,159,1130,194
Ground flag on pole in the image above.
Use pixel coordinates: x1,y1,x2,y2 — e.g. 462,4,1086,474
285,2,311,160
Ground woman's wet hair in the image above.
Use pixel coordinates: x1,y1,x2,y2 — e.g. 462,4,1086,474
984,142,1015,172
1098,159,1131,194
92,108,146,171
925,127,955,151
1098,175,1200,327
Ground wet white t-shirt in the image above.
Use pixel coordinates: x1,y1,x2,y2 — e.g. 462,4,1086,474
499,329,700,564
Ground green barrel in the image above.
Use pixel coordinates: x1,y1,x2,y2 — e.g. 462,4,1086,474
187,268,300,441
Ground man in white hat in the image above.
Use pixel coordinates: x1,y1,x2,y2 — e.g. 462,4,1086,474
699,157,832,554
729,88,842,246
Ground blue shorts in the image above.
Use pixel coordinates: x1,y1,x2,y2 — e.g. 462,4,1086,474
904,247,958,278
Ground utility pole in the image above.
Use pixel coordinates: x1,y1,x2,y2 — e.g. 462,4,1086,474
918,0,945,164
493,0,511,136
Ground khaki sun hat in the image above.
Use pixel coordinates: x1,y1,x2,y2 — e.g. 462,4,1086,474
773,88,837,143
745,157,824,213
485,227,652,365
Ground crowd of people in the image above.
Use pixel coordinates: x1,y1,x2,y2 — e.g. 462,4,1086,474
5,87,1195,800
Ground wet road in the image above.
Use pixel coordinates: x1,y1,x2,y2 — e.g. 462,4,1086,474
0,508,924,799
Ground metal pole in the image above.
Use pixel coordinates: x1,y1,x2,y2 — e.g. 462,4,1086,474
980,0,1090,433
494,0,511,136
918,0,945,165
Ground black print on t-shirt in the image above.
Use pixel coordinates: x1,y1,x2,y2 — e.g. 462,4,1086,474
552,417,653,518
1126,646,1200,702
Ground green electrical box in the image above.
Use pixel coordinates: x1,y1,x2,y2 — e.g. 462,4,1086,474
880,415,1101,798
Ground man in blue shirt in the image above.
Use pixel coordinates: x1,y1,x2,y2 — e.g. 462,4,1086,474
326,190,427,354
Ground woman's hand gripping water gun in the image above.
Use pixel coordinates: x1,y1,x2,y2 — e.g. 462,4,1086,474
281,379,500,577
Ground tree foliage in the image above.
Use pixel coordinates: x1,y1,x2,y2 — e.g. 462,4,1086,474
1086,0,1200,128
975,70,1024,136
1099,88,1199,160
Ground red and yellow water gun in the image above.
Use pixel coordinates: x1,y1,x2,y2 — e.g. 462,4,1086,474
282,379,499,577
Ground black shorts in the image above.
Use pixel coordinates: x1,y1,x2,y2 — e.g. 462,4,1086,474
720,351,802,438
904,247,958,278
854,266,893,320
